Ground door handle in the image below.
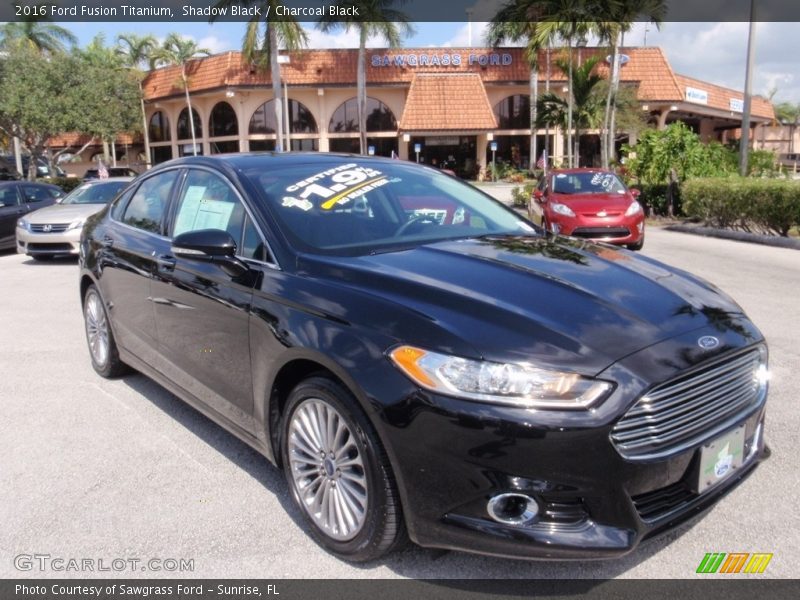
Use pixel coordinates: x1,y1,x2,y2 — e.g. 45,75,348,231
100,236,114,248
156,255,176,271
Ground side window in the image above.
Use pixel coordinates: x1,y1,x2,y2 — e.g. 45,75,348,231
122,170,179,234
110,187,136,221
241,214,266,262
0,187,20,207
48,187,63,199
22,185,49,203
172,169,247,247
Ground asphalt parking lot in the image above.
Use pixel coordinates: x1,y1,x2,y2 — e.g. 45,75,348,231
1,227,798,579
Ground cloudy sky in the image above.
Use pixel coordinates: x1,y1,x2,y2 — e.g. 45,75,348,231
67,20,800,104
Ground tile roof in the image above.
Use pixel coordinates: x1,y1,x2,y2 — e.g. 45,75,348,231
46,132,139,149
674,74,774,120
399,73,497,131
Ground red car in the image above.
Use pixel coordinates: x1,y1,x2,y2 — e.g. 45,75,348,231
530,168,645,250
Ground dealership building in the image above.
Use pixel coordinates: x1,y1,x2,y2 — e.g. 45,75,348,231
50,46,775,177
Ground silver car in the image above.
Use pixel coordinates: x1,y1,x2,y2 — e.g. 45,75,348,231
16,178,132,260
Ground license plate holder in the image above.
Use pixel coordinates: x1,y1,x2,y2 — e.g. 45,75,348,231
695,426,745,493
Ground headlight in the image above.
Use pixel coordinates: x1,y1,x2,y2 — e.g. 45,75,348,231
389,346,613,410
17,218,30,231
551,202,575,217
66,218,86,231
625,201,643,217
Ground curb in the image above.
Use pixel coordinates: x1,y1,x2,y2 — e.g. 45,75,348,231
663,224,800,251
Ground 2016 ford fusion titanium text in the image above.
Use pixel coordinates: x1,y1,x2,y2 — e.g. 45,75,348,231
78,154,769,562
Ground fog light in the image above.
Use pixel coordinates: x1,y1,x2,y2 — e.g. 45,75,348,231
487,493,539,526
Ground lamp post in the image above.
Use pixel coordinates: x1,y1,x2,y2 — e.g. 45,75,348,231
739,1,757,176
277,54,291,152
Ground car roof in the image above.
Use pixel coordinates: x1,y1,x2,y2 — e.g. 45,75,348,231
152,152,402,173
549,168,617,175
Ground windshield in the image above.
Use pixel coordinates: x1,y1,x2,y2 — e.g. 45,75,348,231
552,172,626,195
245,160,537,255
62,181,128,205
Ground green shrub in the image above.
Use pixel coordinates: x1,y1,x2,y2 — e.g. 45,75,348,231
511,181,536,207
633,183,683,217
42,177,83,194
682,177,800,236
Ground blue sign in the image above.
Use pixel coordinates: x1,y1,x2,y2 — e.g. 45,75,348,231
368,145,375,156
414,143,422,153
490,141,498,152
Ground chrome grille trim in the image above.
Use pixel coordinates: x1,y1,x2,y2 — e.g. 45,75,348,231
611,346,766,461
31,223,70,233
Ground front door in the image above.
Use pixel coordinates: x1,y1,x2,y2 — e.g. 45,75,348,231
0,185,23,248
151,168,259,432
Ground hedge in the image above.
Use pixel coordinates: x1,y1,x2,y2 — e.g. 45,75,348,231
633,183,682,217
682,177,800,237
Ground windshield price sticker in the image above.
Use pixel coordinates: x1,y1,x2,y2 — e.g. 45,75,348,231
284,164,389,210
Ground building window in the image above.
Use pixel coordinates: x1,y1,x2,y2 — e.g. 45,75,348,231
494,95,531,130
329,98,397,133
250,139,318,152
249,99,318,134
329,137,396,157
149,111,170,142
209,102,238,137
151,146,173,165
210,140,240,154
177,107,203,140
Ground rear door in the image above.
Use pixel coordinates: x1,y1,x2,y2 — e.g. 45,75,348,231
0,185,24,247
150,167,260,431
97,169,182,367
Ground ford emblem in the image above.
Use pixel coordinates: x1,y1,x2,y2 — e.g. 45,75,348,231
698,336,720,350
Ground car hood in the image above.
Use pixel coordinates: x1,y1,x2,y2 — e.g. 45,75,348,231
26,203,105,224
551,193,634,213
303,235,754,375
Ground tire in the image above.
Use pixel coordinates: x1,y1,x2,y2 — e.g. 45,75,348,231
31,255,53,261
627,237,644,251
281,376,406,562
83,284,128,378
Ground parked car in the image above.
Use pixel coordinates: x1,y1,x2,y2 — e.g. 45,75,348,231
531,168,645,250
0,181,64,250
82,167,139,180
0,155,67,179
0,157,22,181
16,178,132,260
79,154,769,562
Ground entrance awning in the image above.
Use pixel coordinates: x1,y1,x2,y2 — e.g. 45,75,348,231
399,73,498,132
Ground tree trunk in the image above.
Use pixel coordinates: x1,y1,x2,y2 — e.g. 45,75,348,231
566,42,574,168
139,80,151,169
183,68,198,156
269,26,284,152
544,43,551,158
529,65,538,172
357,28,367,155
608,33,624,165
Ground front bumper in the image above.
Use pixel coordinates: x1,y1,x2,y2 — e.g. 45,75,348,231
16,227,80,256
551,214,645,245
371,326,768,559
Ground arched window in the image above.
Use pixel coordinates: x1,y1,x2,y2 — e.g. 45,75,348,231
177,107,203,140
149,111,170,142
494,95,531,130
209,102,238,137
249,99,318,135
329,97,397,133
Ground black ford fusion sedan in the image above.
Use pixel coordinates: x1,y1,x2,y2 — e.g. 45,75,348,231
79,154,769,562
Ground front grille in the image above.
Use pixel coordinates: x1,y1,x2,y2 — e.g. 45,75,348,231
611,346,766,460
571,227,630,238
27,243,73,252
30,223,69,233
632,482,696,522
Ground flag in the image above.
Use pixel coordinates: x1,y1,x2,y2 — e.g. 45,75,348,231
98,160,109,179
536,150,548,170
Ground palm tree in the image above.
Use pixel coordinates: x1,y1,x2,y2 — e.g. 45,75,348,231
319,1,414,154
0,20,76,55
486,17,542,172
152,34,210,156
599,0,665,167
116,34,158,169
212,1,308,152
536,55,604,164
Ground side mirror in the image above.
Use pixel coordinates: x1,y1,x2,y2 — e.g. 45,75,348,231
533,189,545,202
630,188,641,199
172,229,248,278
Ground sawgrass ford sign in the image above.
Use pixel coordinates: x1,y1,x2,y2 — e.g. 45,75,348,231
371,52,514,68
